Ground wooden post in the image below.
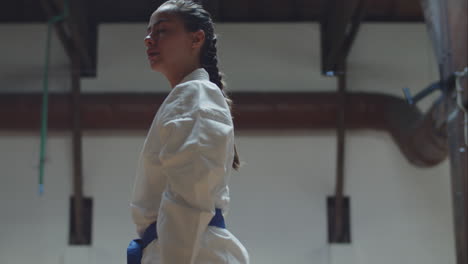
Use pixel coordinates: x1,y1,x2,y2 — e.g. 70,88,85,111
71,50,85,244
333,59,348,242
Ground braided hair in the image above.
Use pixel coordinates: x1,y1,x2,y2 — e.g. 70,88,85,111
161,0,241,170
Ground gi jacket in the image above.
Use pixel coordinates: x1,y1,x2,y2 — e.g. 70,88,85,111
130,68,243,263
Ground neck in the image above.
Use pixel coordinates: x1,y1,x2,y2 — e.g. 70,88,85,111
164,62,202,88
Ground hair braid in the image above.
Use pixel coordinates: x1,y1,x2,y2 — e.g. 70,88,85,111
162,0,241,170
200,35,240,170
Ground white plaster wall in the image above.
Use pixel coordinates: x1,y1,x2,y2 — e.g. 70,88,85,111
0,22,455,264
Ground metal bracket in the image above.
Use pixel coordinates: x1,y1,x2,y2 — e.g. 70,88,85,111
402,70,462,106
408,67,468,145
454,67,468,145
403,81,444,105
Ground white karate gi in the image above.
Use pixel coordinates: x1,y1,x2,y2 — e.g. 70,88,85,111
130,68,250,264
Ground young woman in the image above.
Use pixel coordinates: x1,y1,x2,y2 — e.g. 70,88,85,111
128,1,250,263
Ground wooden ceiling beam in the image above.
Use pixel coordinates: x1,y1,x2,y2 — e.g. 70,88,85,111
320,0,368,74
2,0,425,23
0,92,447,167
39,0,74,58
68,0,96,76
39,0,95,76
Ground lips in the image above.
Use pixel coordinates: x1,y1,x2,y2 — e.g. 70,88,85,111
147,50,160,58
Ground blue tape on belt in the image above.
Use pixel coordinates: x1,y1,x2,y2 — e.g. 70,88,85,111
127,208,225,264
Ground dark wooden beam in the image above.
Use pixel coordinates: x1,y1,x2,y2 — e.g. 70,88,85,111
320,0,367,74
340,0,368,67
39,0,95,77
322,2,368,243
421,0,468,263
69,51,86,245
39,0,74,58
68,0,97,77
50,0,96,75
333,59,348,243
200,0,221,21
0,92,448,168
2,0,425,23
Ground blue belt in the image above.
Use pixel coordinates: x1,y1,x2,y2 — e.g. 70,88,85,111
127,208,225,264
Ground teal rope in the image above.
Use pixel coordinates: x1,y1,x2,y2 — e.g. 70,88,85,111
39,2,69,195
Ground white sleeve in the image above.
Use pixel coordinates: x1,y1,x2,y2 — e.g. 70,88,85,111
156,83,233,264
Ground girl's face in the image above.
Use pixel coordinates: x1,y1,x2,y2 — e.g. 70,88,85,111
144,4,203,73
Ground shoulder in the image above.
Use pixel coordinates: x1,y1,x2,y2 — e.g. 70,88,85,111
169,80,223,102
160,80,232,124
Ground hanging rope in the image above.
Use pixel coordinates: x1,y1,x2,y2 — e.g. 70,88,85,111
39,1,69,195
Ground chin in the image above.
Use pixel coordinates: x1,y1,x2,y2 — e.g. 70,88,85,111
149,62,163,72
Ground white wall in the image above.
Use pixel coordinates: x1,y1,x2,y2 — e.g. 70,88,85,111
0,23,455,264
0,25,70,93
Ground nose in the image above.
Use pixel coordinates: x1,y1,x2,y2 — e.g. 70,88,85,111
144,33,155,47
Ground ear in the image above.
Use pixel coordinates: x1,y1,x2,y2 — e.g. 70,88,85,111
191,30,205,49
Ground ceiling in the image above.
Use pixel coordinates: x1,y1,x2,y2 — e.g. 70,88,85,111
1,0,424,23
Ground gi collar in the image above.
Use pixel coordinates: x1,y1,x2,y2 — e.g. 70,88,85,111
180,67,210,84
